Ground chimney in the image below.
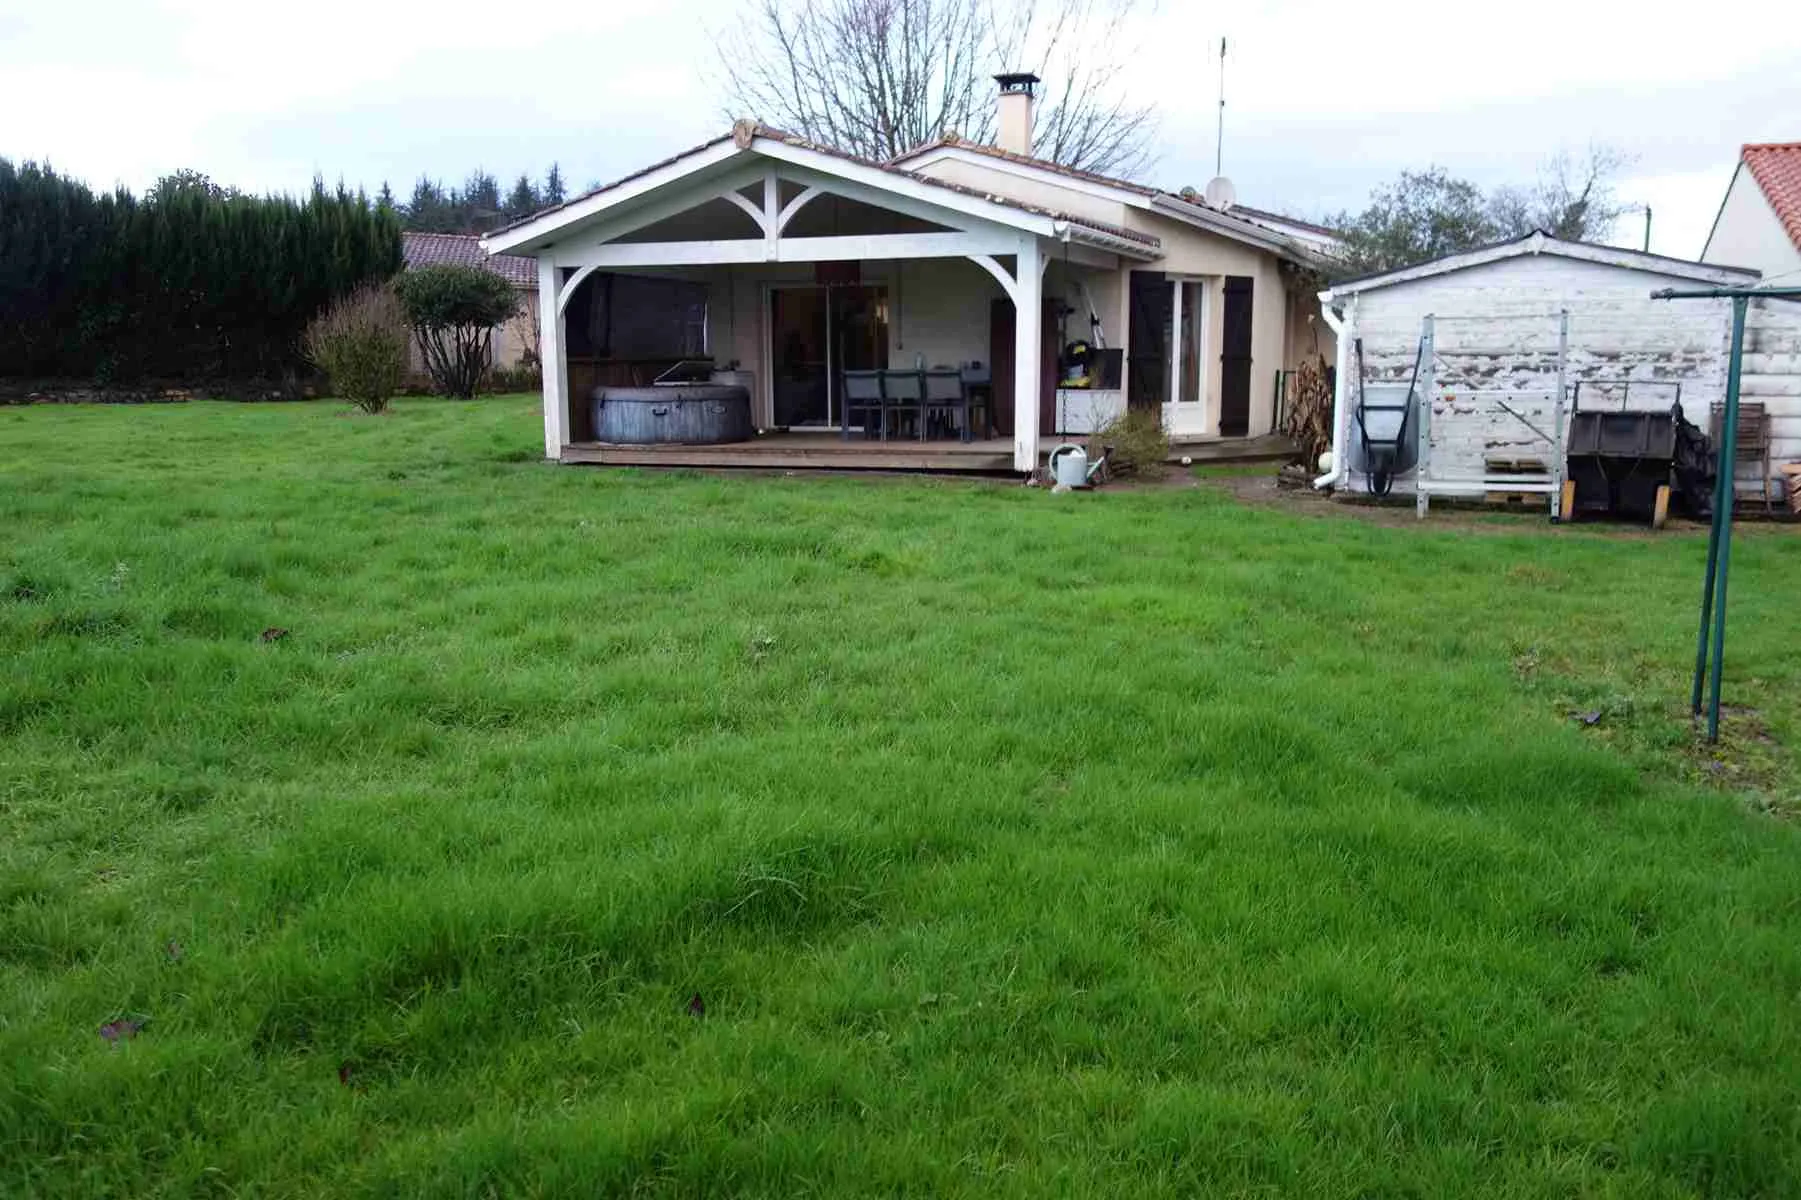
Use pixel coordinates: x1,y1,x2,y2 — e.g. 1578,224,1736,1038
994,73,1039,156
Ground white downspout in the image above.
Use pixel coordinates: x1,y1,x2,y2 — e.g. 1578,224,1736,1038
1313,290,1352,489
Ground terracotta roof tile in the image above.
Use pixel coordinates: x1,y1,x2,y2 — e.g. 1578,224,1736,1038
402,232,536,288
1742,142,1801,252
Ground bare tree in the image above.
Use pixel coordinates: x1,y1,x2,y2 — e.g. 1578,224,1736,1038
712,0,1157,176
1488,144,1635,242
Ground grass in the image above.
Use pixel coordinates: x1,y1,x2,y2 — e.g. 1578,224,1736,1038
3,395,1800,1198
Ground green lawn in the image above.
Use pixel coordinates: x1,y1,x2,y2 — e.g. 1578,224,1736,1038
4,397,1800,1198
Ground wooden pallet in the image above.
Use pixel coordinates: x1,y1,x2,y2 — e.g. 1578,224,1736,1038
1483,457,1550,506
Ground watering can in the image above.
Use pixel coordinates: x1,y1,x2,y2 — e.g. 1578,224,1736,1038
1047,443,1091,489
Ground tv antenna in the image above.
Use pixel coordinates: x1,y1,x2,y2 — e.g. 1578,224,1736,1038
1215,38,1227,177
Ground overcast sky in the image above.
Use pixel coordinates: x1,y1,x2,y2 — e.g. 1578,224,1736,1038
2,0,1796,259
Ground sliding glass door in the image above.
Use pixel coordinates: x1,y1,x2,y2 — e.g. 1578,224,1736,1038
769,284,889,429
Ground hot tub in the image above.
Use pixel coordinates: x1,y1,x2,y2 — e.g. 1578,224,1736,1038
589,384,753,445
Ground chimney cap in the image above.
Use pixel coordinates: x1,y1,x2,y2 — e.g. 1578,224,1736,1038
993,72,1041,95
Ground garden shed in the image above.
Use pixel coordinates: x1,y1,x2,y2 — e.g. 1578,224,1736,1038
1315,233,1801,507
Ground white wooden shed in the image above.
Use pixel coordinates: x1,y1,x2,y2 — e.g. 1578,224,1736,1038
1314,233,1801,505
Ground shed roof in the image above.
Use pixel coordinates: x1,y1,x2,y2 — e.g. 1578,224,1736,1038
1321,231,1759,300
402,232,536,289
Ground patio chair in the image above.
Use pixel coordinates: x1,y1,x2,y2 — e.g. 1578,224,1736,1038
1712,401,1773,514
923,369,972,442
882,370,926,441
960,364,993,439
841,370,885,441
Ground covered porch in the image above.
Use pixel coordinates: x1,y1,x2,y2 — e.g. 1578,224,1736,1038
483,123,1160,473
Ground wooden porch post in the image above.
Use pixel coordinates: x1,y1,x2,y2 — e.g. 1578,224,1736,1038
539,257,569,459
1013,238,1042,472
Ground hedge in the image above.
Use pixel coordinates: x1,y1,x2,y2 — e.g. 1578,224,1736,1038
0,160,402,385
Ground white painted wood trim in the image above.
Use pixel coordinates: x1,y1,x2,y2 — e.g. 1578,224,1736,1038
776,185,825,233
1168,280,1183,420
555,263,601,317
761,170,779,259
753,139,1060,239
1013,237,1043,472
719,188,769,235
538,258,568,458
484,139,746,253
966,253,1018,302
551,231,1018,269
548,163,769,252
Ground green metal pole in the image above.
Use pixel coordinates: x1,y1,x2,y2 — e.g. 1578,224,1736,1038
1691,393,1733,713
1705,296,1749,742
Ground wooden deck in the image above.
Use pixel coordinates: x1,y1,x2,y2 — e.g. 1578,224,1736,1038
561,432,1294,473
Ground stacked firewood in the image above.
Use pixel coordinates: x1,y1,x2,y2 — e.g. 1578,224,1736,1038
1281,353,1333,469
1781,463,1801,516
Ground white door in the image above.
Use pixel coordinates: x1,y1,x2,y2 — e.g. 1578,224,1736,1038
1162,279,1210,437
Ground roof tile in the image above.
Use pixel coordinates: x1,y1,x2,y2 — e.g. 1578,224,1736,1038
401,232,536,288
1742,142,1801,253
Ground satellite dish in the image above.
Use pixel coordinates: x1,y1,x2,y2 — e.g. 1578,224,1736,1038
1203,176,1236,210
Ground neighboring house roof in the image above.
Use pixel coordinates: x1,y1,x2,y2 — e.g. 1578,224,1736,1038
1229,204,1339,239
487,122,1159,254
1320,230,1759,300
402,231,536,289
1740,142,1801,251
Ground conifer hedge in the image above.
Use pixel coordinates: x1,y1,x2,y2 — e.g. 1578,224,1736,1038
0,160,402,385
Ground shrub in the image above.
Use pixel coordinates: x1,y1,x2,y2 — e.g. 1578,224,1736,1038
394,265,519,399
1089,408,1170,479
304,285,409,414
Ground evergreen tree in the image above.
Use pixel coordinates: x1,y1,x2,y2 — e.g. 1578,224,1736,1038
543,162,566,206
462,170,501,230
505,174,539,222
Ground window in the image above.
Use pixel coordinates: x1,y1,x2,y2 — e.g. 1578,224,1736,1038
566,273,709,358
1177,281,1205,405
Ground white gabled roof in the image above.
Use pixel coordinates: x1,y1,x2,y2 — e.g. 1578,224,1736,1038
1322,231,1760,300
482,121,1161,260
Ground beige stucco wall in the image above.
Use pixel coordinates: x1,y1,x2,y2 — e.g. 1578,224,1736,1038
1702,167,1801,280
408,285,539,377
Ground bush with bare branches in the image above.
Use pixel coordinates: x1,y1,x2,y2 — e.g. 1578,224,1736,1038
303,285,409,414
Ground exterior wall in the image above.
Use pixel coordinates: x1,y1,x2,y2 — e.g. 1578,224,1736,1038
1123,210,1290,437
1334,253,1776,496
1744,298,1801,488
409,285,539,377
1703,167,1801,279
704,259,1008,428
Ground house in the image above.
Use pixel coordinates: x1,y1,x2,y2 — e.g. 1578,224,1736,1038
1315,231,1801,504
1701,143,1801,281
401,232,541,372
480,75,1336,471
